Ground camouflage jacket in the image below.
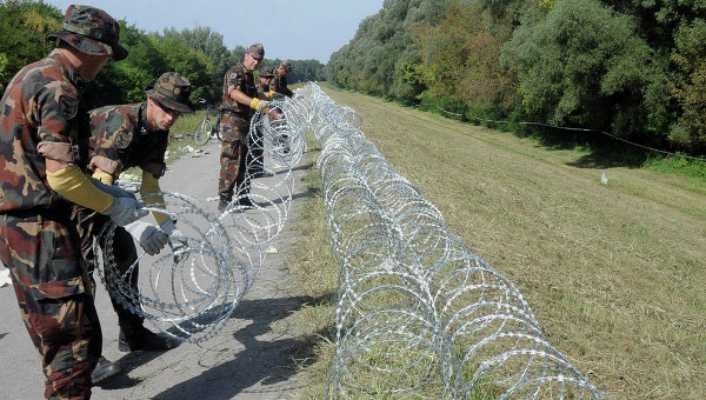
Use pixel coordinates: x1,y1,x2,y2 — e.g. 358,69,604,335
0,50,90,213
272,74,293,98
88,102,168,179
220,63,257,117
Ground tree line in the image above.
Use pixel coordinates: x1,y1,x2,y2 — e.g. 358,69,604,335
328,0,706,153
0,0,327,108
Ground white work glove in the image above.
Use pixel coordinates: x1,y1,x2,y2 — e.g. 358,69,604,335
104,197,148,226
94,180,136,200
124,221,169,255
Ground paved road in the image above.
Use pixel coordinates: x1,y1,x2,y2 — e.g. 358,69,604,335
0,140,313,399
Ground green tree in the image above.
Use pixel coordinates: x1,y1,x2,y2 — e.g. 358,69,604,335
150,34,214,101
328,0,450,102
502,0,660,136
669,19,706,150
413,2,517,117
0,0,62,88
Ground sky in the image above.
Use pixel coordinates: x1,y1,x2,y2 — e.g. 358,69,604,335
44,0,384,63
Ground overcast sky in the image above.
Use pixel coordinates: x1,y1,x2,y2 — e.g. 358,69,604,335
44,0,384,62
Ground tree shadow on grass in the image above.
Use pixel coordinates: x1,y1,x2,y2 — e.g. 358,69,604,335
513,125,650,169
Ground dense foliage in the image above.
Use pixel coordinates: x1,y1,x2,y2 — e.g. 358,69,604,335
328,0,706,153
0,0,326,108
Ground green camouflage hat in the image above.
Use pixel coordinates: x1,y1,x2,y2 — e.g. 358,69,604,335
48,4,128,61
246,43,265,60
279,59,291,70
146,72,194,114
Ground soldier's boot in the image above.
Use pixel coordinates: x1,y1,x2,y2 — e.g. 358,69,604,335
91,356,122,384
236,196,255,208
236,178,254,209
218,196,231,212
118,324,179,352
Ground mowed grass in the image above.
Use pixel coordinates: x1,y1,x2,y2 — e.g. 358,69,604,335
289,84,706,399
285,139,339,399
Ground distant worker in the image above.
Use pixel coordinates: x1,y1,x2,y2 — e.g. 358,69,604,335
258,70,274,99
245,70,276,178
271,60,294,98
218,43,277,211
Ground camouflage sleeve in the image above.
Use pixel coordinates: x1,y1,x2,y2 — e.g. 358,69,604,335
33,80,79,163
226,67,245,95
87,109,131,175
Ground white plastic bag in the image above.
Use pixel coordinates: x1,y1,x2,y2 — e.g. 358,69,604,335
0,263,11,288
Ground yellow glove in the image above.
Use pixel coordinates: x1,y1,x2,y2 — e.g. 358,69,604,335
46,165,114,212
92,169,114,185
249,98,270,112
140,170,170,225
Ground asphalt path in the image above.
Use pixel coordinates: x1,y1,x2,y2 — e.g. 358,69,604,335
0,140,313,399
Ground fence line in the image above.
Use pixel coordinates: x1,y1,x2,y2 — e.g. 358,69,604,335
436,106,706,163
296,84,603,399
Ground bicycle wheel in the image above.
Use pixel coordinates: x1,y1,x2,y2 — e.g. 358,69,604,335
214,117,224,142
194,117,212,146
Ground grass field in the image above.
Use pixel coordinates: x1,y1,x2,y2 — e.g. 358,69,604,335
288,84,706,399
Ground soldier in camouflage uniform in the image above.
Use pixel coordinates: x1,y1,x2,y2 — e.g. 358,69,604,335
0,5,146,399
78,72,193,356
271,60,294,98
257,70,274,99
218,43,273,211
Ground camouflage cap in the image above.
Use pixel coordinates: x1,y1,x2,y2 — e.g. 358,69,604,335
259,71,274,79
246,43,265,60
279,59,291,70
146,72,194,114
48,4,128,61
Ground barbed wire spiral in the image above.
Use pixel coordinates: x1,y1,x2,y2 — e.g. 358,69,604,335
93,81,603,400
296,83,603,399
93,96,305,344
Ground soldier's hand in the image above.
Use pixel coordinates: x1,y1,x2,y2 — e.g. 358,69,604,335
104,197,148,226
159,220,189,253
257,100,270,112
125,221,169,255
249,98,270,113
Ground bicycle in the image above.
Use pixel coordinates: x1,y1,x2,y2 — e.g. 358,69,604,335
193,98,220,145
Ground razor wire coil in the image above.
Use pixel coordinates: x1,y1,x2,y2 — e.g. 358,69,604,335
96,81,604,399
94,97,305,344
297,83,603,399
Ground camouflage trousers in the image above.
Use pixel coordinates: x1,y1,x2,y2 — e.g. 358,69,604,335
218,113,251,202
0,209,101,400
73,208,143,330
